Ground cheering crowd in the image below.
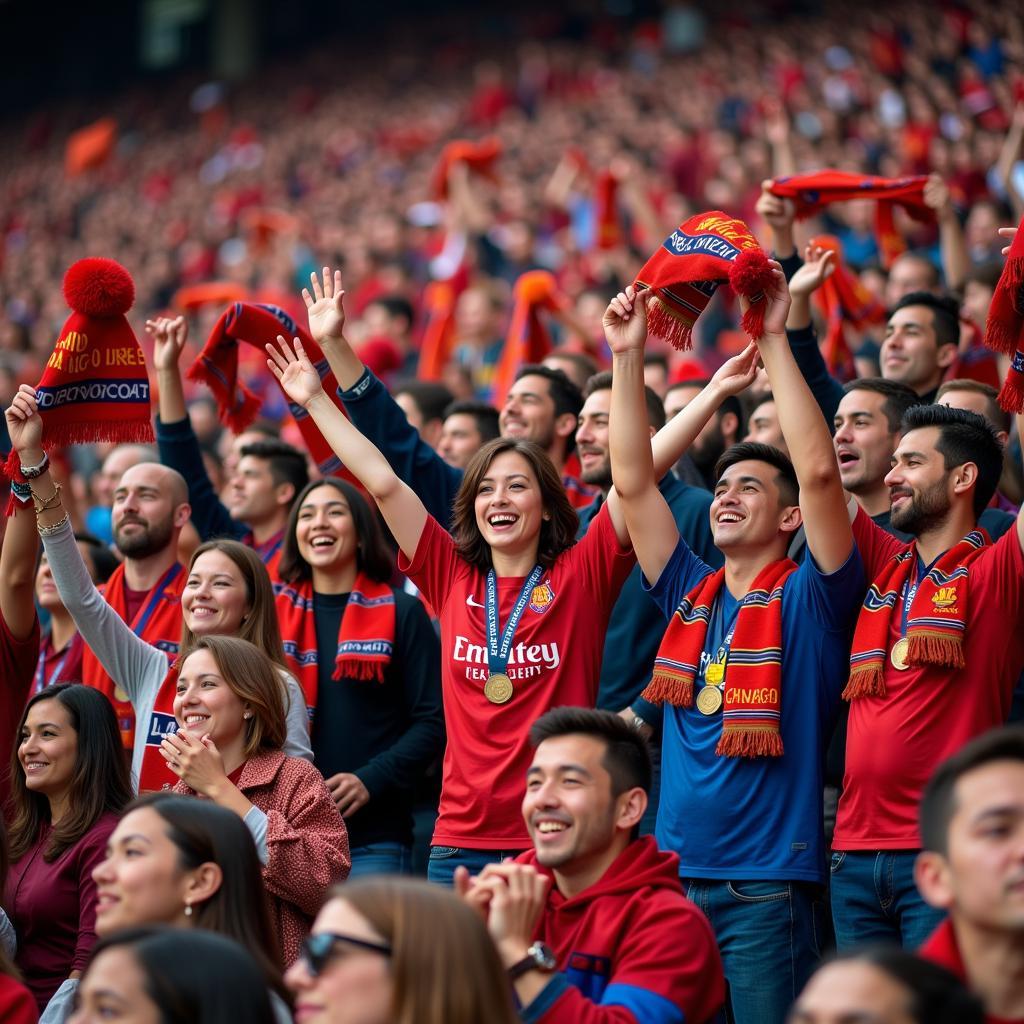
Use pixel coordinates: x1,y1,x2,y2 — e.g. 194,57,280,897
2,2,1024,1023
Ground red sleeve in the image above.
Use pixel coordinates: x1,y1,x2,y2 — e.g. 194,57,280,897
0,613,40,800
72,816,118,973
851,505,906,581
529,897,725,1024
396,515,469,615
562,504,636,617
262,759,352,917
0,976,37,1024
967,519,1024,618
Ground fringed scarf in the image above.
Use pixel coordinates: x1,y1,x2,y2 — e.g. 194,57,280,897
431,137,502,200
138,668,182,792
634,211,774,350
809,235,887,374
641,560,797,758
417,280,459,381
768,171,932,268
275,576,396,716
845,530,988,700
491,271,567,406
981,213,1024,413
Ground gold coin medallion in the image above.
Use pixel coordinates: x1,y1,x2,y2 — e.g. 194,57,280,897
484,673,514,704
696,685,723,716
113,685,131,703
705,662,725,686
890,637,911,671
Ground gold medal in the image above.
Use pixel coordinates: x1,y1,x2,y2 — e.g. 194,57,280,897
696,685,723,716
890,637,910,671
113,685,130,703
484,673,514,705
705,662,725,686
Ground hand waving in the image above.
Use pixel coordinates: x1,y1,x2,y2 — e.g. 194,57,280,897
603,284,652,355
710,342,761,397
5,384,44,457
303,267,347,345
266,336,326,409
788,245,836,300
145,315,189,372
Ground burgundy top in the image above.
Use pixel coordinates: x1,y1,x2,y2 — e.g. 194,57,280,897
4,812,118,1011
0,611,40,804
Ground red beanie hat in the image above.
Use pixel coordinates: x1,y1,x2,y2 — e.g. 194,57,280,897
33,258,154,448
634,212,773,350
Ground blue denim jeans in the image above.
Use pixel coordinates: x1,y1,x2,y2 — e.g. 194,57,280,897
684,879,825,1024
426,846,526,886
829,850,945,951
348,842,413,879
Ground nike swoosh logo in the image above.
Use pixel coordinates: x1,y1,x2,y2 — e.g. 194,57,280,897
466,595,486,608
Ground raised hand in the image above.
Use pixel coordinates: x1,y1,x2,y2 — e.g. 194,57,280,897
5,384,44,458
743,260,791,340
788,244,836,300
603,284,652,355
160,729,228,798
923,173,955,220
266,335,326,409
756,181,795,232
145,315,189,372
303,267,346,345
999,226,1017,257
710,342,761,397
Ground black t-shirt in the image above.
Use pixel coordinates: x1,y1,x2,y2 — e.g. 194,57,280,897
311,589,444,848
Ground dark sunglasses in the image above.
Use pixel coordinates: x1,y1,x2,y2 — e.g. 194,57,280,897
301,931,393,975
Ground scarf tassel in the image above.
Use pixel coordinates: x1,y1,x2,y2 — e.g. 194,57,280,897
333,660,387,684
907,633,965,669
186,359,263,433
716,727,784,759
740,300,766,342
640,672,694,708
646,296,695,351
41,420,155,449
998,366,1024,415
842,666,887,701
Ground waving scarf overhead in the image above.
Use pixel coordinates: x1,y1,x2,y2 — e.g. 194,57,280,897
982,214,1024,413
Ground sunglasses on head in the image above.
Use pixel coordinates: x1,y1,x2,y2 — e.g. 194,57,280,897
301,932,393,976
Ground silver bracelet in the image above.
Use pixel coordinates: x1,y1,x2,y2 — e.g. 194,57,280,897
36,513,71,537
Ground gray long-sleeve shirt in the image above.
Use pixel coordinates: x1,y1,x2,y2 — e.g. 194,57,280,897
39,520,313,790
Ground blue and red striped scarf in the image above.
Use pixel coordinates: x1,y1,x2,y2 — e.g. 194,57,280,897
641,560,797,758
274,574,396,719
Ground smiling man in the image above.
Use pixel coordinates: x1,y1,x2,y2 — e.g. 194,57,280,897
609,274,864,1024
916,728,1024,1024
832,406,1024,952
457,708,725,1024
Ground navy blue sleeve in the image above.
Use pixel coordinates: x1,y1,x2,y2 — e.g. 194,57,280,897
777,251,804,283
642,536,714,621
155,415,245,542
338,370,463,528
787,323,845,426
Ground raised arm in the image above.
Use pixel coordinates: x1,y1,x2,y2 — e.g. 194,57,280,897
267,338,427,561
923,174,968,294
0,479,39,641
756,264,853,573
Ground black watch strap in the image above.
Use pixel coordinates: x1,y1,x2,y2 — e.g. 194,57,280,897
508,942,557,981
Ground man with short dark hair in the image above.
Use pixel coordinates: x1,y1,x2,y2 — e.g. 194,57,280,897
457,708,726,1024
832,405,1024,951
437,398,500,469
744,392,788,455
915,727,1024,1024
393,380,454,450
609,274,864,1024
151,316,308,573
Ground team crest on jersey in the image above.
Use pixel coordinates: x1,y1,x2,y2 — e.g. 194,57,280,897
932,586,958,610
529,580,556,614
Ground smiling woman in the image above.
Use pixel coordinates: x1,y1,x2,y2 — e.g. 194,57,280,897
4,685,132,1017
267,280,636,885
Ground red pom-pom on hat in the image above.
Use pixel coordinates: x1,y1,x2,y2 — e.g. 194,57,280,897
728,248,773,300
62,257,135,317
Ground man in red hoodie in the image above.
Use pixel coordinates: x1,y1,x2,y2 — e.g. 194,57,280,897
456,707,725,1024
915,726,1024,1024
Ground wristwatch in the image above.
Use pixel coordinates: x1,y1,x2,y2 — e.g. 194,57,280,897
508,941,557,981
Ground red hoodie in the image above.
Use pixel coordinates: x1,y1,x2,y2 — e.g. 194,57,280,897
920,919,1024,1024
515,836,725,1024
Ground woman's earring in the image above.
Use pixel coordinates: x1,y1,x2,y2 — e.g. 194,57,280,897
184,900,193,918
243,710,253,720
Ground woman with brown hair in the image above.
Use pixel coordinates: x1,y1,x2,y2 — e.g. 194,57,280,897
160,635,349,965
268,289,635,884
2,384,313,791
4,684,132,1016
285,877,519,1024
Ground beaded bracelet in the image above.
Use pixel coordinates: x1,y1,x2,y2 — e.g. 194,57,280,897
36,513,70,537
20,452,50,479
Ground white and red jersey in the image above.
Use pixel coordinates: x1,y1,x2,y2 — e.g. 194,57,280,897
399,505,634,849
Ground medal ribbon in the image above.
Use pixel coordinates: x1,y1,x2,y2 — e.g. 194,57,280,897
485,565,544,676
131,563,184,646
34,638,69,695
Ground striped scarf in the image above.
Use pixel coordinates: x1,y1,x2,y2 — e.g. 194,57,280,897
275,575,396,718
641,560,797,758
845,531,988,700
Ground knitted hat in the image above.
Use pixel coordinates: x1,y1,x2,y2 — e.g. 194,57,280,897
634,211,774,349
30,258,154,449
